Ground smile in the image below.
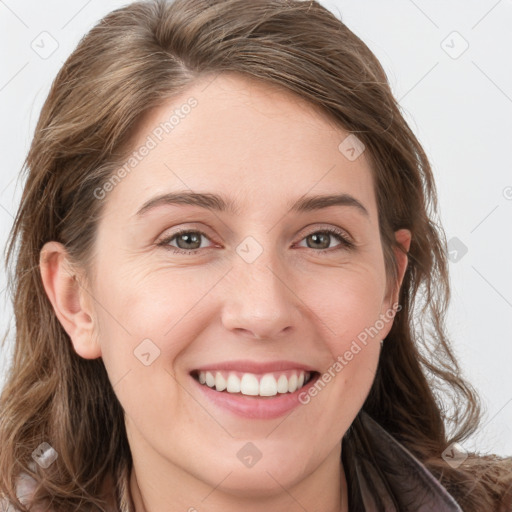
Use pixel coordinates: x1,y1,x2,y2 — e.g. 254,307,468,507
190,366,322,419
192,369,315,397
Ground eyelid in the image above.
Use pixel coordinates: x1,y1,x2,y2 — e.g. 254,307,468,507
156,221,217,242
296,223,354,243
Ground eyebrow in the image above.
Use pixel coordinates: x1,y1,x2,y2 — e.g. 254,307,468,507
135,191,369,218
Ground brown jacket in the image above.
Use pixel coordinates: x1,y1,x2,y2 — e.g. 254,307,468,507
342,411,464,511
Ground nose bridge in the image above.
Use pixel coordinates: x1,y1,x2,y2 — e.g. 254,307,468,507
220,233,299,339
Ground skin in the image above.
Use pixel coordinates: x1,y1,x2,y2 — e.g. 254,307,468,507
40,72,411,512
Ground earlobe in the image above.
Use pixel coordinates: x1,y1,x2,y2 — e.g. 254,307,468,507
39,241,101,359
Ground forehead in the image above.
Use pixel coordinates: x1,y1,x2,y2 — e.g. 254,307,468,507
104,72,377,221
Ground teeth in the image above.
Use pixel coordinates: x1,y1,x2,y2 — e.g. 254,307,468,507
226,373,241,393
196,370,312,397
215,372,227,392
259,374,278,396
287,374,297,393
241,374,259,395
277,375,288,393
205,372,215,387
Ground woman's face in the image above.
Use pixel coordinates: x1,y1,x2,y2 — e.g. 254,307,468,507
43,73,410,500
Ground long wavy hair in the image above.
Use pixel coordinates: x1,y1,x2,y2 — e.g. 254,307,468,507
1,0,511,510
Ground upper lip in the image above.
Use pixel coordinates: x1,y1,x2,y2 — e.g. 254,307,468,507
191,360,318,374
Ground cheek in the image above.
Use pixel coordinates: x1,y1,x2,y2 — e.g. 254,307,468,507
305,266,387,396
91,279,194,431
94,257,210,339
305,264,387,341
91,260,218,403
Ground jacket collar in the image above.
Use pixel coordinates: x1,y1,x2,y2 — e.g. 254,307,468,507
342,411,463,511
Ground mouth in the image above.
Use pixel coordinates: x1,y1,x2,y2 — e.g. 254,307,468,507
190,369,321,398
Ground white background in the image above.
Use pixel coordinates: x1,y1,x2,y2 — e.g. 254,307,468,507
1,0,511,457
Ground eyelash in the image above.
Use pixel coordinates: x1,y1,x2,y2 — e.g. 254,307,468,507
157,227,355,255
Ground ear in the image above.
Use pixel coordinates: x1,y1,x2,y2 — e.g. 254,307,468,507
380,228,412,328
39,241,101,359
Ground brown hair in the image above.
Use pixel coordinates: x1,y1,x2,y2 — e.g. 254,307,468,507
1,0,511,510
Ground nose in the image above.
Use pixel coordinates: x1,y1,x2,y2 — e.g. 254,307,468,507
220,251,301,341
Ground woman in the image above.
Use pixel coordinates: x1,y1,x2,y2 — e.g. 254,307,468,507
1,0,511,510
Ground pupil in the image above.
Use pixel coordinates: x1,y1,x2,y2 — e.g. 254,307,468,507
310,233,328,249
180,233,199,249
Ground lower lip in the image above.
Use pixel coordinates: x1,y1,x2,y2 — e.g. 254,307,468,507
190,373,321,419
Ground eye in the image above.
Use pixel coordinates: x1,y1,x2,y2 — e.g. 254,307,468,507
296,227,355,253
157,226,355,255
157,229,213,255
